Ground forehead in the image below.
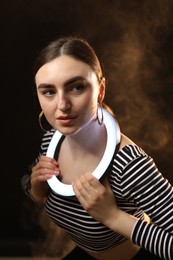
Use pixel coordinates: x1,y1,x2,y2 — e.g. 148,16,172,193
35,55,95,84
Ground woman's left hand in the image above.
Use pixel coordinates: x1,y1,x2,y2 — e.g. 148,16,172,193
72,172,120,226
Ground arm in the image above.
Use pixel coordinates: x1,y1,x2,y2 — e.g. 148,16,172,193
72,156,173,260
72,173,138,236
122,155,173,260
21,130,60,203
21,155,60,203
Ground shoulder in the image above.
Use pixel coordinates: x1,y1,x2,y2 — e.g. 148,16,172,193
41,128,56,155
118,134,147,157
113,133,151,172
119,133,135,149
42,128,56,140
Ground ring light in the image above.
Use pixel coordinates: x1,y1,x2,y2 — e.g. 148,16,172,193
46,108,121,196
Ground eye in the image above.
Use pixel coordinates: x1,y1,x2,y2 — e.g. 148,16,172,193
71,84,84,93
42,89,56,97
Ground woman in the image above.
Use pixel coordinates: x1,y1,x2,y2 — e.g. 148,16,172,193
22,36,173,259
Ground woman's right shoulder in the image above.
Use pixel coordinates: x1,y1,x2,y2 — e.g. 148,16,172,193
40,128,56,154
42,128,56,140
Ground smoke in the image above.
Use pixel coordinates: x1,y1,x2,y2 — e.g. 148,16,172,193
98,0,173,152
31,209,75,259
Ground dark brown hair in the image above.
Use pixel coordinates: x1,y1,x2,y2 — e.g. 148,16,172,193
34,36,103,82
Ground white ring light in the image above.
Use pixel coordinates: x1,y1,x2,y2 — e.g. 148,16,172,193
46,108,121,196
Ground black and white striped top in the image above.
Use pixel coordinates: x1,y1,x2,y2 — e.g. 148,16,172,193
36,129,173,259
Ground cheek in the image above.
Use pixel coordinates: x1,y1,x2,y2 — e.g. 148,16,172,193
38,99,54,119
38,99,47,112
89,93,99,107
42,108,55,128
78,94,98,110
37,94,53,111
81,97,98,117
87,88,100,104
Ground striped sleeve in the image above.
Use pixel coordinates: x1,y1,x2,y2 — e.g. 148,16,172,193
21,129,55,200
40,129,55,155
115,145,173,259
27,129,55,171
132,220,173,259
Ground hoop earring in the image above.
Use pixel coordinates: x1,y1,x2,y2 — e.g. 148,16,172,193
97,103,104,125
39,111,51,132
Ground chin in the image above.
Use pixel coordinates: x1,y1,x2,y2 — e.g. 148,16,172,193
56,127,78,136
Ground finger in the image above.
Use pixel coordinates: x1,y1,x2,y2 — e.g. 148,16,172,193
32,173,52,183
84,172,103,191
43,167,60,176
73,175,99,201
39,155,58,167
42,162,59,172
72,177,87,201
32,167,60,182
33,159,59,173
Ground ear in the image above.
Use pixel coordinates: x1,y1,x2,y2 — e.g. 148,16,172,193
98,77,106,104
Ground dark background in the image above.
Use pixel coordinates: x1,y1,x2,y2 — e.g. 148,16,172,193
1,0,173,257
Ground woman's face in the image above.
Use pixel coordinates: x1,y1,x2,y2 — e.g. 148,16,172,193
35,55,105,136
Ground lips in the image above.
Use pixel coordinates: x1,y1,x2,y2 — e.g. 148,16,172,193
57,115,77,125
58,115,77,120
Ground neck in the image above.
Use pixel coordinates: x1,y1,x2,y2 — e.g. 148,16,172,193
64,118,107,156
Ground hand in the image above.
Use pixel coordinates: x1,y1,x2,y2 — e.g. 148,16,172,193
30,155,60,203
72,172,120,226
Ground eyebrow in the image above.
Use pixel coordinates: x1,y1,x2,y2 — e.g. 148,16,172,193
64,76,86,86
37,83,54,89
37,76,86,89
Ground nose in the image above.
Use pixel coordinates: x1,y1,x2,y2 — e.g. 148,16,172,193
57,93,71,112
